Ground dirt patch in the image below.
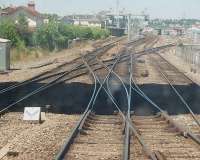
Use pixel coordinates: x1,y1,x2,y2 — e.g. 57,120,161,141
0,41,94,83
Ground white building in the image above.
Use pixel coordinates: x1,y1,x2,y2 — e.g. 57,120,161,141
187,26,200,43
73,19,102,27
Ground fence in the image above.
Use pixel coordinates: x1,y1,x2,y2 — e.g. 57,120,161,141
176,44,200,72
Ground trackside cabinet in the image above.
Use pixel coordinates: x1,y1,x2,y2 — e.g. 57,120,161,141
0,38,11,71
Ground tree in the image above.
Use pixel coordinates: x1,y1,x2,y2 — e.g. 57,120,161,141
0,19,20,46
92,27,110,39
58,23,75,40
35,22,68,51
42,13,59,22
16,14,33,46
17,14,28,32
74,26,93,39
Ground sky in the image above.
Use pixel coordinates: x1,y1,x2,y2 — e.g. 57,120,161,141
0,0,200,19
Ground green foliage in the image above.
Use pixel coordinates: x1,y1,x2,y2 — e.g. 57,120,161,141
58,23,75,40
35,22,69,51
74,26,93,39
0,19,20,46
42,13,59,22
16,14,33,46
149,19,200,29
35,22,58,51
0,18,110,51
91,27,110,39
17,14,28,32
35,23,110,51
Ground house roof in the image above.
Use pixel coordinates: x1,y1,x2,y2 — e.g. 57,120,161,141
0,38,10,43
188,27,200,33
1,6,40,17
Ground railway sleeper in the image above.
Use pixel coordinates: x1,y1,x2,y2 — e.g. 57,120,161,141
160,112,200,144
154,151,167,160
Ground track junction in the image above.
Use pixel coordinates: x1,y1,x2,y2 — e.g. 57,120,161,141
0,35,200,160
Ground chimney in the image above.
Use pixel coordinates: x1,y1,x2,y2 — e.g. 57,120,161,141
28,1,35,11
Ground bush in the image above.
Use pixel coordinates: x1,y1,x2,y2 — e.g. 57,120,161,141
75,26,93,39
35,22,58,51
0,19,21,46
16,14,34,46
35,22,72,51
92,27,110,39
58,23,75,40
0,18,110,51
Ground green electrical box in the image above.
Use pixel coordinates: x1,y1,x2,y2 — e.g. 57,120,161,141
0,38,11,71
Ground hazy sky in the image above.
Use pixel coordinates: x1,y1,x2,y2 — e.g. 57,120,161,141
1,0,200,19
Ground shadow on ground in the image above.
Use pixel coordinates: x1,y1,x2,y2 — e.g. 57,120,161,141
0,82,200,115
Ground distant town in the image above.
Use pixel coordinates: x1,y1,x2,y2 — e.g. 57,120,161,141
0,1,200,42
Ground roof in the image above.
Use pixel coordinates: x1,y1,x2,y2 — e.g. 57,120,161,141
74,19,101,23
188,27,200,33
0,38,10,43
1,6,40,17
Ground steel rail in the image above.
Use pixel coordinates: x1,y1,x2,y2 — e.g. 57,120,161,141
131,49,200,144
0,42,174,115
54,57,98,160
131,79,200,145
157,53,195,84
99,53,157,160
118,43,176,63
87,59,158,160
0,40,118,95
97,53,131,160
97,49,159,159
0,47,133,116
150,53,200,128
90,54,122,110
123,51,133,160
0,59,116,115
0,40,126,115
0,42,173,96
97,51,131,160
131,51,200,145
0,59,112,115
55,50,123,159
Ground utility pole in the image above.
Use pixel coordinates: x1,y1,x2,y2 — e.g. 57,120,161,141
128,14,131,42
116,0,120,28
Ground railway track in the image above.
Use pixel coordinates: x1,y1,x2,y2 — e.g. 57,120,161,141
0,36,157,116
66,114,124,160
56,38,126,159
0,38,126,115
131,114,200,159
0,40,116,95
1,36,192,160
149,53,193,85
56,37,163,160
130,40,200,159
147,51,200,128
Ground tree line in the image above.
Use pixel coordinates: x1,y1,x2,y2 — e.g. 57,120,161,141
149,18,200,29
0,15,110,51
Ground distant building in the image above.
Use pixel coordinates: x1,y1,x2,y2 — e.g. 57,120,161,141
61,16,74,25
73,19,102,27
104,14,148,37
187,25,200,43
62,15,102,27
0,1,45,28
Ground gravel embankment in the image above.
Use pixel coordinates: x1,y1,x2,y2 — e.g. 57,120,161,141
172,114,200,134
0,112,80,160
